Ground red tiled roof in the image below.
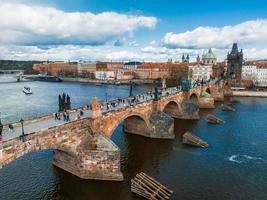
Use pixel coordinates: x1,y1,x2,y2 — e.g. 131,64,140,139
244,61,267,68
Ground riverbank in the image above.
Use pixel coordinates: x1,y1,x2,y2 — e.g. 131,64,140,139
60,77,158,85
231,90,267,97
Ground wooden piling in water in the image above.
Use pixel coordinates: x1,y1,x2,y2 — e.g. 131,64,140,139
206,114,225,124
182,132,208,148
131,172,173,200
221,104,235,111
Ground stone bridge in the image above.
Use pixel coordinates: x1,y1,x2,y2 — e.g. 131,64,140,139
0,82,224,181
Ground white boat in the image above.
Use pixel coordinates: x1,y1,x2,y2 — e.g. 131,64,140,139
23,86,33,94
115,81,121,85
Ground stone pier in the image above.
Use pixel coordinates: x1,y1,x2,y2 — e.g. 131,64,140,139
0,119,123,181
198,97,215,109
124,111,174,139
179,100,200,119
53,131,123,181
210,85,224,101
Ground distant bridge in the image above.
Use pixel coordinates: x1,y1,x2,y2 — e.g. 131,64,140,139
0,69,24,74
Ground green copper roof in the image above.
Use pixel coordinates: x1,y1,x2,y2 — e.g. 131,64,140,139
202,48,216,59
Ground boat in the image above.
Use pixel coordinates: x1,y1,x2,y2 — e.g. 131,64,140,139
182,132,208,147
95,83,103,86
221,104,235,111
22,86,33,95
34,74,62,82
206,114,225,124
115,81,121,85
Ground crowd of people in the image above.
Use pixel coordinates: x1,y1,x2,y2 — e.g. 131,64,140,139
53,108,85,122
53,110,70,121
99,86,182,112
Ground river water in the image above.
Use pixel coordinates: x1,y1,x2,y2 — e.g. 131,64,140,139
0,74,267,200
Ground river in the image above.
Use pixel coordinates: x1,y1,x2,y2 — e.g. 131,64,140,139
0,74,266,200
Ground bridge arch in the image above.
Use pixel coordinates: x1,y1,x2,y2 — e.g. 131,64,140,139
189,93,199,104
205,87,211,94
107,113,150,138
162,100,182,118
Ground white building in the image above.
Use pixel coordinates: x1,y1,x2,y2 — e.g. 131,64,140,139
188,64,212,82
242,65,257,80
94,71,115,80
242,64,267,86
256,67,267,86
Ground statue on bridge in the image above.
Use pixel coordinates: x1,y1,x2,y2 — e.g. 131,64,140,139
58,93,71,111
154,87,159,100
181,79,191,92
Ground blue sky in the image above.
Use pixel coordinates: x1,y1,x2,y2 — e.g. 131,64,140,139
1,0,267,61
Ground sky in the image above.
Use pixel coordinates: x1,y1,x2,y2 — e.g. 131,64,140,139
1,0,267,62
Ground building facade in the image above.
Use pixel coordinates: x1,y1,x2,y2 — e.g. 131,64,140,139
123,61,142,71
33,61,78,76
96,62,124,71
135,63,169,80
116,69,135,80
77,63,96,78
188,64,212,82
242,62,267,87
94,71,115,80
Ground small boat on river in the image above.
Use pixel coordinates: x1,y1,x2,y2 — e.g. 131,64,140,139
22,86,33,95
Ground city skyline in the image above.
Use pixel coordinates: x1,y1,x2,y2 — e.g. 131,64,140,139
1,0,267,61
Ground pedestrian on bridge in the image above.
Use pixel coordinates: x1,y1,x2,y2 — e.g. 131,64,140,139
63,111,67,121
57,112,61,120
66,112,70,121
54,112,57,120
80,109,84,117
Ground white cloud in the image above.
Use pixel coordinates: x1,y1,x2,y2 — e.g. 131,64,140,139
149,40,157,46
1,44,267,62
243,48,267,60
0,3,157,45
163,19,267,49
128,41,139,47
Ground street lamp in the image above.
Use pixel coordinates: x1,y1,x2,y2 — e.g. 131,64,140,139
0,119,2,137
20,118,25,142
129,81,133,97
0,112,3,142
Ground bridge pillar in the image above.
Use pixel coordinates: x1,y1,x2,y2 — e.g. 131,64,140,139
179,100,200,119
198,97,215,109
210,85,224,101
124,111,175,139
53,131,123,181
176,93,199,119
199,87,215,108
